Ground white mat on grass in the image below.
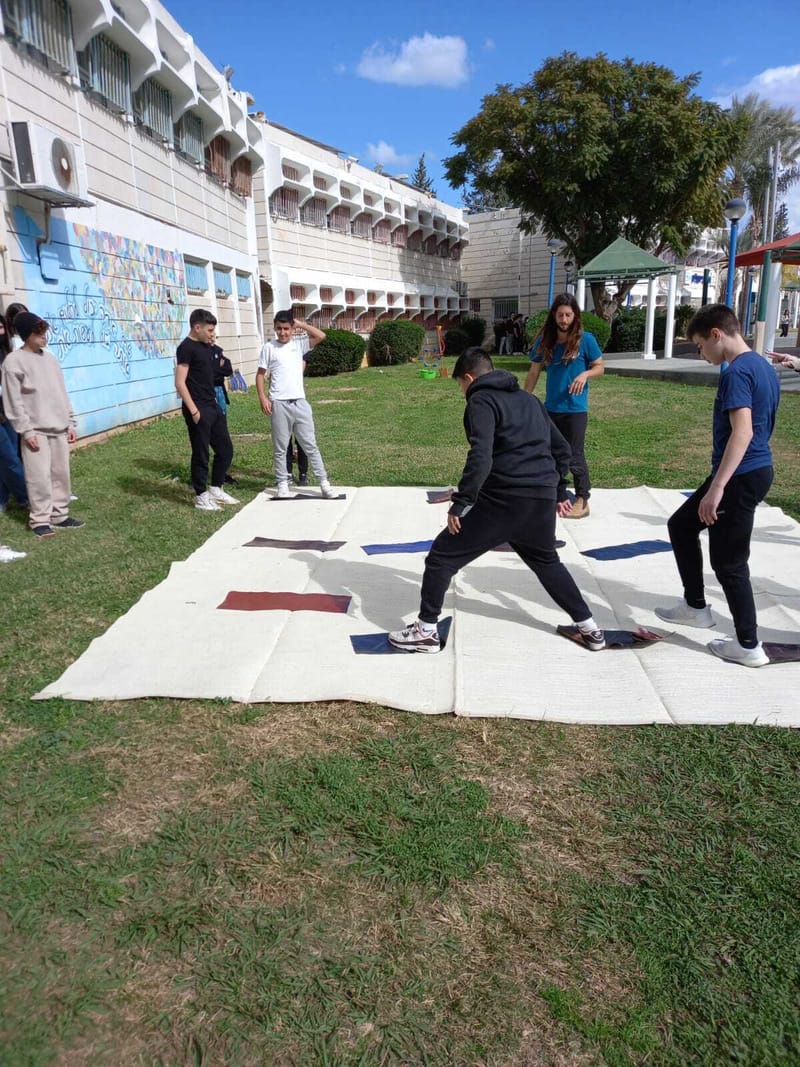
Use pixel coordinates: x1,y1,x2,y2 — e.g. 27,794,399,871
35,487,800,725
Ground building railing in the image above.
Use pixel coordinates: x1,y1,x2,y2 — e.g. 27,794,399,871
78,32,132,115
133,77,173,143
3,0,75,74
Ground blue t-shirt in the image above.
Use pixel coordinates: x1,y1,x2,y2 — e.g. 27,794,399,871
530,332,603,413
711,351,779,475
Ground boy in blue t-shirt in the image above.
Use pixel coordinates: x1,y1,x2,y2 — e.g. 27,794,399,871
655,304,780,667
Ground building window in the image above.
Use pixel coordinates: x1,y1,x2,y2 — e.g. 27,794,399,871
391,225,407,248
300,197,327,228
174,112,204,166
449,243,462,261
290,284,306,301
358,311,376,332
423,235,438,256
345,289,356,304
311,307,334,329
438,240,450,259
336,311,355,331
236,273,252,300
269,186,299,220
184,259,208,295
133,78,173,144
328,206,350,234
469,298,481,313
351,214,371,239
3,0,75,74
205,135,231,186
213,267,232,298
231,157,252,198
407,231,422,252
313,175,328,190
320,287,334,302
373,220,390,244
78,33,132,115
282,163,300,182
493,297,519,320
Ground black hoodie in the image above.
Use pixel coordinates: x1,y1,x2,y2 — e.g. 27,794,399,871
449,369,572,518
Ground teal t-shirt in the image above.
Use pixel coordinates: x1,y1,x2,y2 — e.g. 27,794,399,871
530,332,602,413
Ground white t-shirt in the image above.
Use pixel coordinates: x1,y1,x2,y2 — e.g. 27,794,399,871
257,336,310,399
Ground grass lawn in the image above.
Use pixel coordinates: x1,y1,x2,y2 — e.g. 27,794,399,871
1,363,799,1066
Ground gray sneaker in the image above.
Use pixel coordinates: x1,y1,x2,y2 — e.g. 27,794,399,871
708,637,769,668
388,621,441,653
655,601,714,627
320,481,337,499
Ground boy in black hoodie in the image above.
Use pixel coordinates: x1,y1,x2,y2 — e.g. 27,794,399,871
389,348,604,653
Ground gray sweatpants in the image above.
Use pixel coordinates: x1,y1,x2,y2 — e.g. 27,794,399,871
271,398,328,485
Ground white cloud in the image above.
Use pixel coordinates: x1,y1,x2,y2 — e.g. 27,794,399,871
366,141,413,169
715,63,800,110
356,33,469,88
483,37,496,51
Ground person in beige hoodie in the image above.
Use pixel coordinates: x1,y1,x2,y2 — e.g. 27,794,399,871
0,312,84,538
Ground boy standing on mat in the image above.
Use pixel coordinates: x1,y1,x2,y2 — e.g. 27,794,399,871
389,348,605,653
654,304,780,668
256,310,335,499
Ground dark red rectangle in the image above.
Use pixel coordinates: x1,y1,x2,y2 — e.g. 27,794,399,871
218,592,352,613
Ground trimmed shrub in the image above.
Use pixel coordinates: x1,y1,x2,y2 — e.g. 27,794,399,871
611,309,681,352
461,316,487,347
444,327,469,355
524,309,611,352
305,329,366,377
675,303,696,338
367,319,425,366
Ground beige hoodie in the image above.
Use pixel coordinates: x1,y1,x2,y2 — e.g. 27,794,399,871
1,345,76,440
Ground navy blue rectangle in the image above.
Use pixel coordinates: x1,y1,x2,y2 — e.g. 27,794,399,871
581,539,672,562
351,617,453,654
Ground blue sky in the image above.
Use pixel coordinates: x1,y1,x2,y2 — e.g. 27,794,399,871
165,0,800,228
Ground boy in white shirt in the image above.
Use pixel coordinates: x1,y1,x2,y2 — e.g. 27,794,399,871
256,310,335,498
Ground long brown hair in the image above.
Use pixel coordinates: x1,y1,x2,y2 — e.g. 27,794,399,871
533,293,583,366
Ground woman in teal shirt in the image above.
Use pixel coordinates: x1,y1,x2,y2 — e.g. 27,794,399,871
524,294,604,518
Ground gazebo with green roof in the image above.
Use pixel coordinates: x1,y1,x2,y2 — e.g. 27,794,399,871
576,237,682,359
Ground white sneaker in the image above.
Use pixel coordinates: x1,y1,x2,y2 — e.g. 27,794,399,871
708,637,769,668
209,486,240,505
320,481,337,499
654,600,714,627
0,545,27,562
276,482,291,499
195,491,221,511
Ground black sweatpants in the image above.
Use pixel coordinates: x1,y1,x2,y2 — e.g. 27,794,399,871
183,403,234,495
548,411,590,500
286,436,308,477
666,466,773,647
419,490,591,624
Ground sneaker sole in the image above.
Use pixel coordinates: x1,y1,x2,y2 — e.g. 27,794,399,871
387,639,441,653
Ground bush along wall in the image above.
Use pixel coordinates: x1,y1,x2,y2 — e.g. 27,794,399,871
444,328,469,355
461,316,487,347
305,329,366,377
367,320,426,366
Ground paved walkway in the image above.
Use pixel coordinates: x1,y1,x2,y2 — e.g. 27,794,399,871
603,336,800,393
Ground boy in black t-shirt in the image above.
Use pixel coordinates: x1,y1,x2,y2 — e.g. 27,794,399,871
175,309,237,511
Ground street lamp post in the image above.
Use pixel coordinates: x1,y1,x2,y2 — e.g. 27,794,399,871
546,239,560,306
564,259,574,293
723,198,746,309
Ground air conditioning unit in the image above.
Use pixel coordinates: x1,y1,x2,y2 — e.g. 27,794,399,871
10,121,92,207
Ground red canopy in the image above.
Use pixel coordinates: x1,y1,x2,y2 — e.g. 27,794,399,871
733,232,800,267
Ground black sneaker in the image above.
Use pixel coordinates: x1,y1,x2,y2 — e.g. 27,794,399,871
53,516,85,529
554,539,566,549
32,525,56,538
578,628,606,651
298,474,309,486
388,621,441,653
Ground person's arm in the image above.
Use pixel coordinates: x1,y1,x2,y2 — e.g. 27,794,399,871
698,407,753,525
255,366,272,415
293,318,325,349
175,363,201,423
568,336,605,395
448,398,496,532
524,360,543,394
1,359,37,446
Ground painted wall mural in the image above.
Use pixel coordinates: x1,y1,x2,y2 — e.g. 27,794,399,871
12,207,187,437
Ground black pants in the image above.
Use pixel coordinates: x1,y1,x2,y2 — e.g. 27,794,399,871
666,466,773,647
548,411,590,500
183,403,233,495
419,491,591,624
780,323,789,337
286,436,308,477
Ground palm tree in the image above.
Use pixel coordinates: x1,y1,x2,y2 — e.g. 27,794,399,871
727,94,800,242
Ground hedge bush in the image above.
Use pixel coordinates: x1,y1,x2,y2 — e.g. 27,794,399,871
524,309,612,352
367,320,425,366
461,316,487,347
444,327,469,355
675,303,696,338
305,329,366,377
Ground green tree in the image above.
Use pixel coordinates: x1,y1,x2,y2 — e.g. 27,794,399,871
445,52,745,318
411,153,436,196
727,94,800,242
463,176,512,213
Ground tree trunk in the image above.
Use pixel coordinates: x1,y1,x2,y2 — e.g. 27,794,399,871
589,280,637,321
